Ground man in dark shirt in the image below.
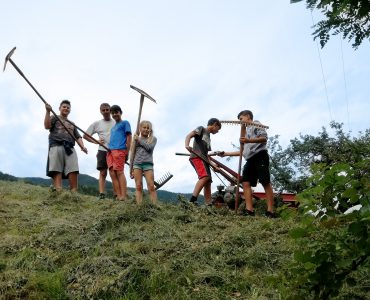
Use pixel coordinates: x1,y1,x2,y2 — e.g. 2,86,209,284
185,118,221,205
44,100,87,192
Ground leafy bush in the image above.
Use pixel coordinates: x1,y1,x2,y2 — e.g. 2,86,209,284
278,123,370,298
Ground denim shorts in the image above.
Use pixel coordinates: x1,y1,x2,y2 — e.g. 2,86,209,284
133,162,154,171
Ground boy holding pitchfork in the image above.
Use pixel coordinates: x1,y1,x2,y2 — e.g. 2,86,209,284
219,110,275,217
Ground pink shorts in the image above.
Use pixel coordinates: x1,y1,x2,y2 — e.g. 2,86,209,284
107,150,128,171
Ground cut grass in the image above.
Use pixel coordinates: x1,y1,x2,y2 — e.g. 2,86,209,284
2,180,366,299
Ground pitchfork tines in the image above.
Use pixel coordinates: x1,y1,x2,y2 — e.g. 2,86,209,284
220,120,269,129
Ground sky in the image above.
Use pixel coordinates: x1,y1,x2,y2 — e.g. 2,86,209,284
1,1,369,194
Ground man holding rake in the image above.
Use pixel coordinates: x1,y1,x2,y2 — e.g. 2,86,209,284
44,100,87,192
185,118,222,205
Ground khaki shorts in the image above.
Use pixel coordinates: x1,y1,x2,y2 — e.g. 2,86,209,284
48,145,79,177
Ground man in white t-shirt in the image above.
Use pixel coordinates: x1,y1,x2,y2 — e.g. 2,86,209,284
84,103,115,199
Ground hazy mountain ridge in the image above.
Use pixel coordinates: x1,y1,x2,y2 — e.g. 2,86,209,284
0,171,189,203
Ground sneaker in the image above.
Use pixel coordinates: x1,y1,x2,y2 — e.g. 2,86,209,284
189,196,198,206
265,211,276,218
98,193,105,200
189,196,198,203
246,209,255,216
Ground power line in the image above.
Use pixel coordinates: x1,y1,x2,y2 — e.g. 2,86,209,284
340,38,351,132
310,11,333,122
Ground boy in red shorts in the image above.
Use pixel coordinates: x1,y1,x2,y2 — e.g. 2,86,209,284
185,118,221,205
107,105,132,200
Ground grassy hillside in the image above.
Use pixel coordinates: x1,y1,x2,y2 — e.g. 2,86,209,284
0,180,366,299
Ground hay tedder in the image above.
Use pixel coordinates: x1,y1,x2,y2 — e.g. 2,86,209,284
176,151,297,210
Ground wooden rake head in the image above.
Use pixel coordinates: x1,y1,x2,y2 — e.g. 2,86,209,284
154,172,173,190
220,120,269,129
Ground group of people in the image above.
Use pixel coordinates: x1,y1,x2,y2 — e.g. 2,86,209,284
44,100,157,204
185,111,275,217
45,100,274,216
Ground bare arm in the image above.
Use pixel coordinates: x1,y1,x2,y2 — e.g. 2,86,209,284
83,134,98,144
76,137,88,154
126,134,132,151
218,151,240,157
240,136,267,144
185,130,197,152
136,136,157,152
44,104,52,129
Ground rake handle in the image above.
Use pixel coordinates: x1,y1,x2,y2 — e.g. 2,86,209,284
234,124,246,213
129,94,145,176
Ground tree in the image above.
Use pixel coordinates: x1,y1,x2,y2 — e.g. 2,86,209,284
291,0,370,48
274,122,370,298
269,121,369,195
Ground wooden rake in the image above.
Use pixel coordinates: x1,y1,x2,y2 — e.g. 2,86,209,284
220,119,269,212
154,172,174,190
220,120,269,129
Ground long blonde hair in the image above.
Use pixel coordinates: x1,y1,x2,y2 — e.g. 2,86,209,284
140,120,155,144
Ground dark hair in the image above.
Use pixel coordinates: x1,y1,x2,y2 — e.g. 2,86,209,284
100,103,110,109
110,105,122,114
237,110,253,120
59,99,71,107
207,118,221,128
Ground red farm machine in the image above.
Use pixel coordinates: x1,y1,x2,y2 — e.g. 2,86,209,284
176,151,297,211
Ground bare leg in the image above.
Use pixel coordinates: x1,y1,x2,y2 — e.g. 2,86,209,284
52,173,63,191
109,168,119,198
68,172,78,192
242,181,254,211
263,182,274,212
116,170,127,200
134,168,144,204
192,176,211,198
143,170,157,204
99,169,107,194
203,180,212,204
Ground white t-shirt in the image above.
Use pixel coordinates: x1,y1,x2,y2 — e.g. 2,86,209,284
242,120,268,160
85,119,116,151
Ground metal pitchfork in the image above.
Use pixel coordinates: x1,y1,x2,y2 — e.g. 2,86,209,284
3,47,84,147
129,85,157,176
3,47,108,151
128,86,173,190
